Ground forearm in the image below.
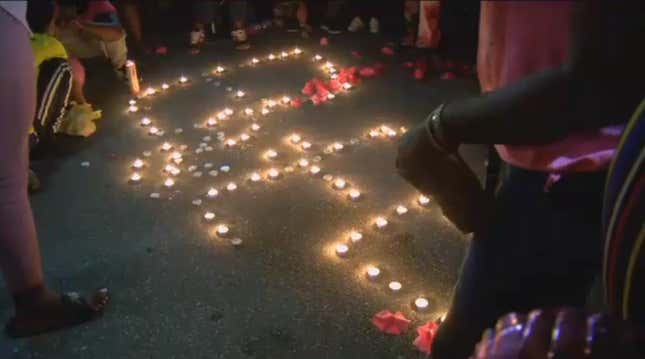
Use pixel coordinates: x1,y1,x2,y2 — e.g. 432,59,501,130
81,23,125,42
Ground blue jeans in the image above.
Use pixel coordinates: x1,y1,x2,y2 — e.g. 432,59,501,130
432,165,606,359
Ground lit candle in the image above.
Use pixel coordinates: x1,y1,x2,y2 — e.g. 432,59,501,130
268,53,276,61
281,51,289,58
161,83,169,90
396,205,409,216
366,266,381,280
129,99,137,106
267,100,277,108
207,117,218,127
375,217,388,229
386,129,397,138
349,231,363,243
332,142,344,151
170,151,182,161
388,281,402,292
418,195,430,207
164,178,175,188
130,172,142,183
132,158,144,169
251,57,259,64
328,67,337,74
369,129,381,138
128,105,138,113
333,178,347,190
217,112,227,121
225,139,237,147
216,224,230,236
267,168,280,179
226,182,238,192
264,149,278,160
224,108,234,116
348,189,361,201
314,54,322,61
298,158,309,168
335,243,349,258
261,108,270,116
148,127,159,136
330,73,338,80
230,238,243,246
244,108,254,116
235,90,245,98
400,126,408,134
215,66,225,74
161,142,173,151
145,87,156,96
249,172,262,182
301,141,312,150
251,123,261,131
179,76,188,83
140,117,152,126
293,47,302,55
290,133,302,144
325,61,333,69
343,82,352,90
282,96,291,105
327,93,336,100
414,297,430,311
164,164,177,174
240,133,250,142
207,188,219,198
309,166,321,175
204,211,216,221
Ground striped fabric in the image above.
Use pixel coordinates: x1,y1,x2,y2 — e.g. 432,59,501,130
603,98,645,322
33,57,72,146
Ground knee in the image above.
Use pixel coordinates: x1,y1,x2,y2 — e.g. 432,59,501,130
69,58,86,86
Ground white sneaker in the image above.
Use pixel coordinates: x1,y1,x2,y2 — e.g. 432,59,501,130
369,17,379,33
348,17,364,32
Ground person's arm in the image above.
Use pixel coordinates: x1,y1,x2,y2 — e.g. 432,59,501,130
77,12,125,42
438,1,645,147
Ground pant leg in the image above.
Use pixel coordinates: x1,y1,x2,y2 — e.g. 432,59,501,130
102,36,128,69
432,165,605,359
57,29,127,69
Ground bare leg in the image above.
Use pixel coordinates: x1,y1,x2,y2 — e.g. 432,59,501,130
69,58,88,104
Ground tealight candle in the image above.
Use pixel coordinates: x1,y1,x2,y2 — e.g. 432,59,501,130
129,99,137,106
164,178,175,188
207,188,219,198
375,217,389,229
366,266,381,280
251,123,261,131
226,182,238,192
309,166,321,175
418,195,430,206
290,133,302,144
148,127,159,135
325,61,333,68
235,90,245,98
349,231,363,243
386,129,397,138
343,83,352,90
244,108,254,116
249,172,262,182
268,53,276,61
333,142,344,151
207,117,217,127
267,100,277,108
225,139,237,147
282,96,291,104
293,47,302,55
140,117,152,126
400,126,408,133
281,51,288,58
179,76,188,83
298,158,309,168
333,178,347,190
314,54,322,61
204,211,216,221
164,164,176,173
348,189,361,201
396,205,409,216
216,224,230,236
327,93,336,100
251,57,259,64
170,151,182,161
301,141,312,150
161,142,173,151
146,87,156,96
132,158,144,169
330,73,338,80
215,66,225,74
389,281,402,292
130,172,142,183
128,105,138,113
369,129,381,138
261,108,270,116
161,83,169,90
224,108,234,116
267,168,280,179
217,112,227,121
265,149,278,160
414,297,430,311
335,243,349,257
240,133,250,142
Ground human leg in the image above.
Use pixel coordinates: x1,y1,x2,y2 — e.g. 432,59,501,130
432,166,605,358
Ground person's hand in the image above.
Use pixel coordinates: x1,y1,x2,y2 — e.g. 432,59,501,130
470,309,643,359
396,106,491,234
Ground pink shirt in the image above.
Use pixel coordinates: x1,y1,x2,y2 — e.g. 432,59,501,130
478,1,623,174
79,0,117,22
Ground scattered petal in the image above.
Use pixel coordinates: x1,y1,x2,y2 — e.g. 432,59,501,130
413,321,440,355
372,311,411,335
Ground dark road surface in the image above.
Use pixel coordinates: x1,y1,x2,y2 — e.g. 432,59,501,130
1,32,483,358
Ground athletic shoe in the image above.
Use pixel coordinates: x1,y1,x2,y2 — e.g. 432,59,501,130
348,17,364,32
369,17,379,33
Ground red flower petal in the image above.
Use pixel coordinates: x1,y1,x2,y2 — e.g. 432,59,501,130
440,71,457,80
413,321,440,355
372,310,411,335
320,37,329,46
291,98,303,108
381,46,395,55
360,66,377,77
302,80,316,96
